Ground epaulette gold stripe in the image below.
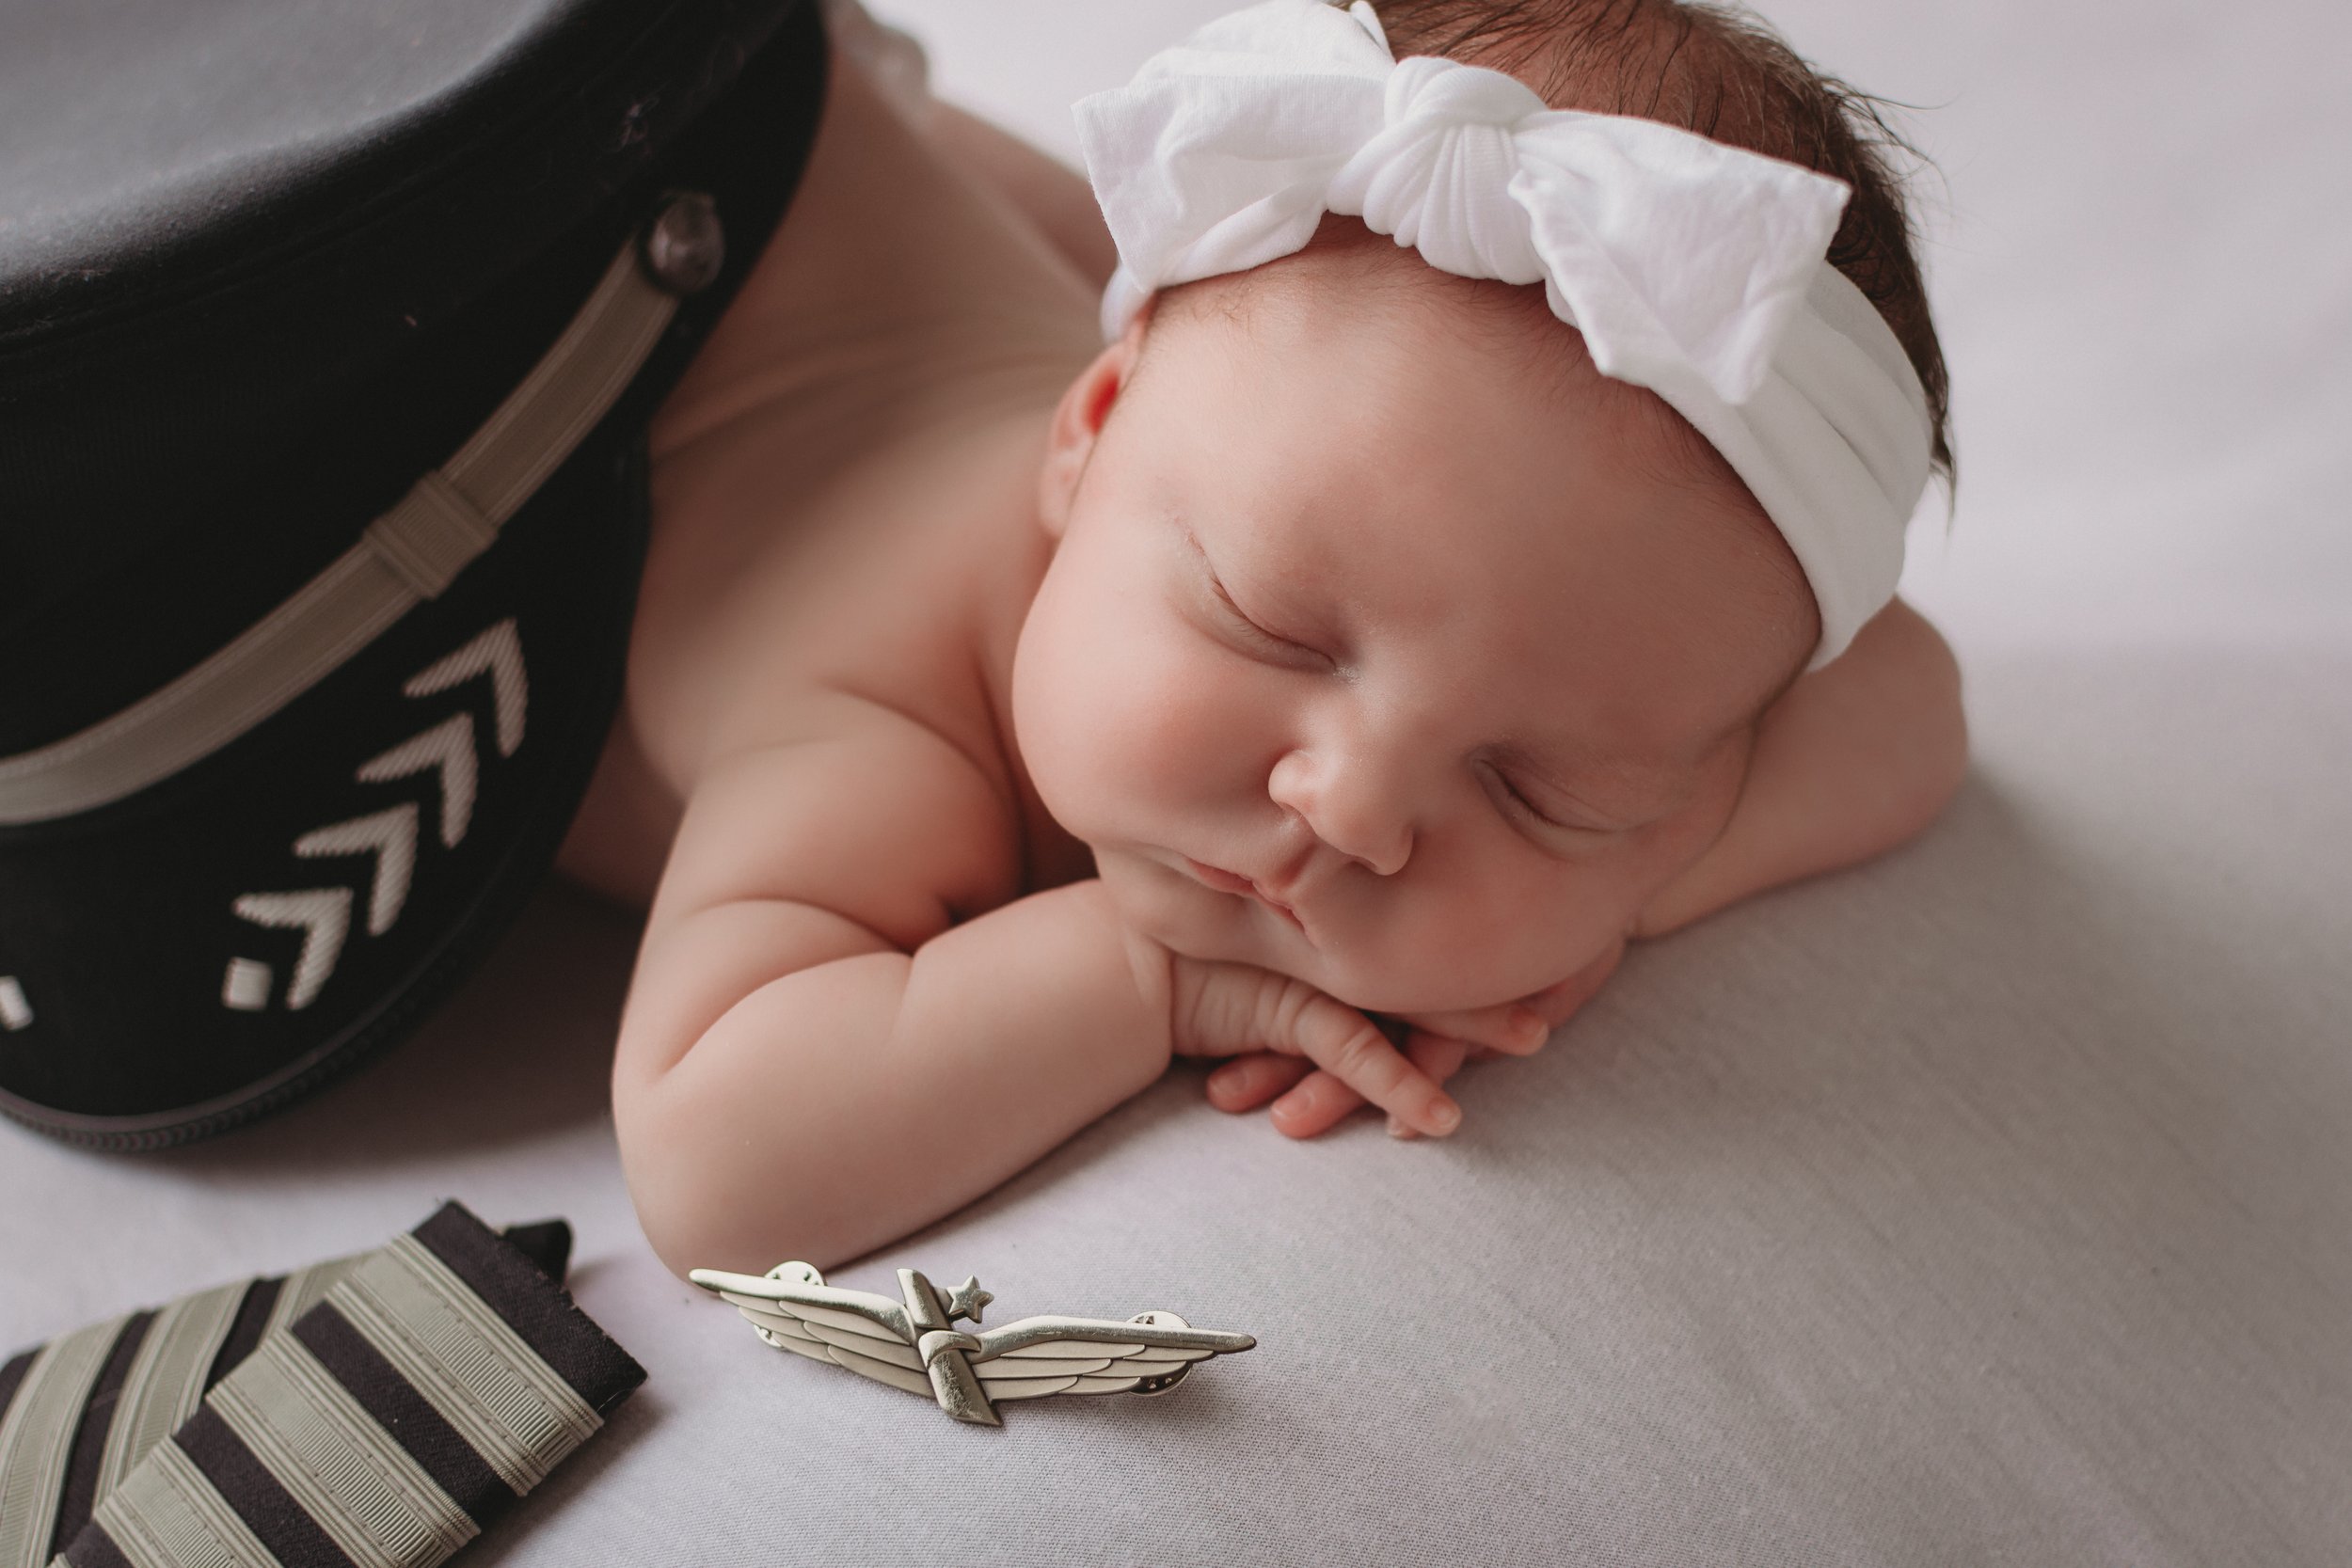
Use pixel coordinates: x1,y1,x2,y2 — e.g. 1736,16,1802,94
0,1318,126,1568
96,1281,247,1498
90,1436,281,1568
206,1336,474,1568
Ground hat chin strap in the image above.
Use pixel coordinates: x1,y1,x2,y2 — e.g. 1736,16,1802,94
0,227,684,829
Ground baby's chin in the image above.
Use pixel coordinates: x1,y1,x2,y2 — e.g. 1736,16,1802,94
1094,848,1532,1017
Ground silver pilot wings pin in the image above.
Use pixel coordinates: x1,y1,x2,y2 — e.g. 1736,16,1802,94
689,1261,1256,1426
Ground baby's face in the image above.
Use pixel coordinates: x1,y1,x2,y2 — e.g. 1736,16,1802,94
1013,270,1816,1015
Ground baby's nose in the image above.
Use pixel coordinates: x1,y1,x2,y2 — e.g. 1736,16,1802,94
1267,747,1412,876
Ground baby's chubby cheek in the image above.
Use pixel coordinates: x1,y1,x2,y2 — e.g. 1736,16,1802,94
1321,884,1578,1013
1296,854,1623,1014
1298,762,1749,1014
1007,535,1228,860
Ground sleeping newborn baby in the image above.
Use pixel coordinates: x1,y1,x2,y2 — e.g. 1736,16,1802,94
566,0,1967,1275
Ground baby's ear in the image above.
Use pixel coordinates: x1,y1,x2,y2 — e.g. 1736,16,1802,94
1038,327,1142,539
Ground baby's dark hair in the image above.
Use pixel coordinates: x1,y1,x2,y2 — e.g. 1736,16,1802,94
1367,0,1953,479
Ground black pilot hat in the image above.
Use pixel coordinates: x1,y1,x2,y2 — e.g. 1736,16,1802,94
0,0,832,1146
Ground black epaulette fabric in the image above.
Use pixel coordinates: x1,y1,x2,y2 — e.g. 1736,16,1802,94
0,1203,644,1568
0,0,831,1146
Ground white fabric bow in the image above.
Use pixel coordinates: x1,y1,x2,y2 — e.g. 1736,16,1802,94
1073,0,1937,666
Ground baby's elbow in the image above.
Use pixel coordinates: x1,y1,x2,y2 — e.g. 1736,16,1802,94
614,1084,731,1281
612,1073,842,1282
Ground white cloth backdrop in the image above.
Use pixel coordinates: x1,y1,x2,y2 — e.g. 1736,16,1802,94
6,2,2348,1563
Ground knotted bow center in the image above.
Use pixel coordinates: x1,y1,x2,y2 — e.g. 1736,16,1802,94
1329,55,1551,285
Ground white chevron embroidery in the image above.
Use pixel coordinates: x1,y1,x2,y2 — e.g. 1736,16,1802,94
222,958,273,1011
405,617,527,757
230,889,354,1010
357,713,477,847
0,976,31,1031
294,802,421,936
214,624,522,1016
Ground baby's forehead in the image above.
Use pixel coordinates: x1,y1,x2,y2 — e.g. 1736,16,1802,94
1125,237,1817,717
1149,220,1747,499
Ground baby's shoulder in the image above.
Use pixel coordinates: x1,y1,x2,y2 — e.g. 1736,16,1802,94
639,404,1054,796
567,404,1061,907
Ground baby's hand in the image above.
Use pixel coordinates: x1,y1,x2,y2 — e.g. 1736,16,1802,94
1203,939,1627,1140
1167,957,1463,1139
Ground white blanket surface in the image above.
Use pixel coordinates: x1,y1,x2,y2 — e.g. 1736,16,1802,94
6,2,2347,1562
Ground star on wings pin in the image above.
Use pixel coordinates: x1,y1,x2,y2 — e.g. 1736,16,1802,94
689,1261,1257,1426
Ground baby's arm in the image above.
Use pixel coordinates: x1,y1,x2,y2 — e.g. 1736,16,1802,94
612,694,1153,1275
611,692,1458,1276
1632,596,1966,937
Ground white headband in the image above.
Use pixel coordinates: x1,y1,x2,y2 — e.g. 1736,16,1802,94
1073,0,1934,667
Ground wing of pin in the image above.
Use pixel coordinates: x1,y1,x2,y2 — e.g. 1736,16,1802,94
688,1260,1256,1425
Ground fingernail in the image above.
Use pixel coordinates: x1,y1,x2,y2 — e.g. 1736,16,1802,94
1509,1006,1547,1044
1387,1115,1413,1139
1427,1100,1461,1134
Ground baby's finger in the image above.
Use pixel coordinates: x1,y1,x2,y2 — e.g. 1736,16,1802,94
1391,1000,1550,1056
1281,1033,1474,1140
1406,1032,1472,1081
1265,1069,1368,1139
1294,1002,1460,1137
1205,1053,1314,1113
1385,1032,1471,1139
1171,960,1457,1136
